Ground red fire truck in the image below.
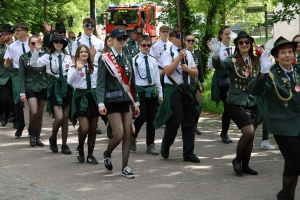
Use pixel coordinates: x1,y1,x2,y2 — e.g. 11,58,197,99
105,3,164,37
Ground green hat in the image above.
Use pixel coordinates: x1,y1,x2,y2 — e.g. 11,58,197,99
271,36,298,56
233,31,254,46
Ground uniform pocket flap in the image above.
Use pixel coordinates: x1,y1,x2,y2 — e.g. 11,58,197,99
269,113,286,120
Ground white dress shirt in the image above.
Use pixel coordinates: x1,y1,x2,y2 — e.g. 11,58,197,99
4,39,30,69
207,42,233,69
149,39,172,67
67,64,97,89
162,44,196,85
30,50,72,78
132,52,163,98
72,34,104,65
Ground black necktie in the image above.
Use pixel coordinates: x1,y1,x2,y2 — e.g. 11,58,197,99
144,56,152,84
177,48,181,53
297,56,300,63
164,44,166,51
287,72,295,86
58,55,63,81
84,65,91,89
89,37,92,47
22,43,26,54
117,55,123,65
226,48,231,56
245,59,249,68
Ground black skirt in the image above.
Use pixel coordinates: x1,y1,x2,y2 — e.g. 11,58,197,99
106,101,132,115
50,85,73,107
26,91,47,100
274,134,300,176
75,96,99,118
227,103,258,129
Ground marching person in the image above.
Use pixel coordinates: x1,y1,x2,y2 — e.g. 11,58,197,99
247,37,300,200
207,25,232,143
185,34,205,135
30,34,73,154
131,35,163,154
97,28,140,178
292,34,300,64
4,23,30,138
19,36,47,147
68,45,99,164
153,28,200,163
124,26,142,57
211,31,260,175
0,24,15,128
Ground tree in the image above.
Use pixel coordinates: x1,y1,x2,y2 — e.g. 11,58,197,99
271,0,300,24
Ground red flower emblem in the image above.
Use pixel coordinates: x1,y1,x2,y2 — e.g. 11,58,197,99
66,64,69,68
255,50,262,56
224,53,227,56
293,59,296,64
80,72,84,77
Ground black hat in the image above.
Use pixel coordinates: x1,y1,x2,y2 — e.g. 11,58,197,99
270,36,298,56
49,34,68,49
114,19,128,27
55,22,66,32
233,31,254,46
132,26,143,34
1,24,14,33
110,28,127,39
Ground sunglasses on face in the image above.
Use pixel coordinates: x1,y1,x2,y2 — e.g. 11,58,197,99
85,24,94,28
30,42,36,46
140,44,151,48
0,33,8,37
186,39,195,43
53,40,64,44
238,40,250,45
116,37,127,42
175,33,184,39
221,25,230,30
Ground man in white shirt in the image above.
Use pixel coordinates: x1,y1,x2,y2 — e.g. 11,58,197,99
4,23,30,138
131,35,163,154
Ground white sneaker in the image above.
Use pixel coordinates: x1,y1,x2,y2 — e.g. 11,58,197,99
261,140,276,150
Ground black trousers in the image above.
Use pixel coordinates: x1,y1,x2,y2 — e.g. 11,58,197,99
133,91,157,146
0,79,14,116
15,100,25,129
219,87,231,135
162,90,195,157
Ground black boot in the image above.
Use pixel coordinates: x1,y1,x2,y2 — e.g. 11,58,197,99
29,129,35,147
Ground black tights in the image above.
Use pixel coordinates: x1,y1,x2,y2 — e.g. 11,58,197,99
280,176,299,200
78,116,98,155
52,105,70,144
106,108,132,169
27,98,45,140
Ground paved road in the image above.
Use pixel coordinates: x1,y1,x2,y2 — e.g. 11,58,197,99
0,105,298,200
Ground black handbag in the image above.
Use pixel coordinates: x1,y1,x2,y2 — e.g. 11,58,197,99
217,78,230,89
105,90,123,104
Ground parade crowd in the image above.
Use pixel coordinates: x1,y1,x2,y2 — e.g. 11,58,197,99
0,18,300,200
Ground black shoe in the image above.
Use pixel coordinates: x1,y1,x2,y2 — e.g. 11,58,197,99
36,140,44,147
15,128,24,138
96,125,102,134
160,143,169,159
87,155,98,164
107,124,113,139
13,122,18,129
2,114,8,126
220,134,232,144
103,151,113,171
49,136,58,153
183,153,200,163
195,129,202,135
76,146,84,163
61,144,72,154
242,166,258,175
276,191,287,200
8,112,14,123
29,135,35,147
232,158,242,175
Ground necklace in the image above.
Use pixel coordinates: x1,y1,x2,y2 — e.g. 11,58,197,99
232,57,256,79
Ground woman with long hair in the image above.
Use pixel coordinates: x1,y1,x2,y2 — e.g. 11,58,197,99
211,31,260,175
30,34,73,155
68,44,99,164
96,28,140,178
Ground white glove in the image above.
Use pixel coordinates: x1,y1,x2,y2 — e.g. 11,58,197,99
260,50,272,73
210,38,220,56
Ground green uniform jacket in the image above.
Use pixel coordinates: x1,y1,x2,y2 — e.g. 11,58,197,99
193,50,204,83
96,51,139,105
124,40,139,57
247,64,300,136
211,69,228,106
19,52,47,94
0,44,14,86
153,84,200,129
212,55,258,107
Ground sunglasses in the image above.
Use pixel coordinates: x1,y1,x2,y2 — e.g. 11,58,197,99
30,42,36,46
140,44,151,48
0,33,8,37
53,40,64,44
186,39,195,43
238,40,250,45
175,33,184,39
221,25,230,30
85,24,94,28
117,37,127,42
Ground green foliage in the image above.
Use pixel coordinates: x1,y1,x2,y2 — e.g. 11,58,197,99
271,1,300,24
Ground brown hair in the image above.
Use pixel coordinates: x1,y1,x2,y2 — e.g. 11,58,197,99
74,44,94,74
234,39,259,71
273,44,296,60
83,18,95,25
13,23,28,31
169,28,182,37
292,34,300,42
159,25,169,32
28,36,38,44
103,35,111,53
138,35,151,44
218,25,230,42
